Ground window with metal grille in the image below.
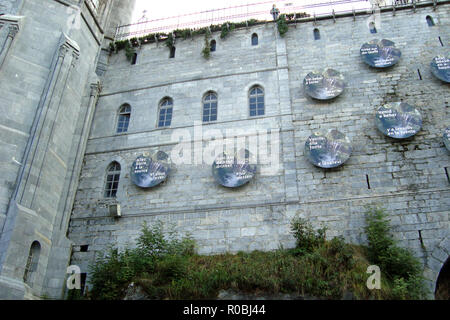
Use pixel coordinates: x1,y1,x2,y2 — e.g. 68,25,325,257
158,98,173,128
117,104,131,133
104,162,121,198
24,241,41,285
252,33,258,46
202,92,218,122
249,86,264,117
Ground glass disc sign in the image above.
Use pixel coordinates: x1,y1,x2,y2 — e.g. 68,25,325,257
212,150,257,188
130,151,170,188
444,127,450,151
431,56,450,83
303,68,345,100
304,129,352,168
375,102,422,139
360,39,401,68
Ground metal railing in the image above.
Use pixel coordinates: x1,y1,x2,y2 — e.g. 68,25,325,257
114,0,438,40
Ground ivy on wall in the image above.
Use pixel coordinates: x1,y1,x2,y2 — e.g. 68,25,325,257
109,13,310,59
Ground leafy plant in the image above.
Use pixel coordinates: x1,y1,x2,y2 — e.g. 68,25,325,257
165,33,174,49
364,206,428,299
220,22,235,39
290,217,326,255
277,14,288,37
124,42,136,61
202,30,211,59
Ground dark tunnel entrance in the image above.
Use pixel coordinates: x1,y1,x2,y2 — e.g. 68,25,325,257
435,256,450,300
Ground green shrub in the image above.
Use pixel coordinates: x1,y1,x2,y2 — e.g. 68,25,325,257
364,206,428,299
202,31,211,59
87,221,195,300
277,15,288,37
290,217,326,255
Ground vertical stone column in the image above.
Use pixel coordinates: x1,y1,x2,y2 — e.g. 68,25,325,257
15,33,80,209
0,15,23,71
58,80,102,232
274,25,299,203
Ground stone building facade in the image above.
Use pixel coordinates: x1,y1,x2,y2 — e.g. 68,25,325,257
69,1,450,297
0,0,136,299
0,0,449,299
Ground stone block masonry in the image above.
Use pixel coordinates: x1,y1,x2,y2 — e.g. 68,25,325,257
68,3,449,297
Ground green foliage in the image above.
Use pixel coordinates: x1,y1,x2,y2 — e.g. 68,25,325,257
124,42,136,62
112,19,267,55
85,209,429,300
290,217,326,255
165,33,174,49
202,31,211,59
364,206,428,299
277,14,288,37
86,221,195,300
220,22,235,39
174,28,191,40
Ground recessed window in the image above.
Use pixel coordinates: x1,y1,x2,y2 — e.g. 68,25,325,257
131,53,137,65
251,33,258,46
24,241,41,286
426,16,435,27
104,162,121,198
313,28,320,40
202,92,218,122
170,46,176,58
249,86,265,117
80,245,89,252
158,98,173,128
369,22,377,34
116,104,131,133
210,40,216,52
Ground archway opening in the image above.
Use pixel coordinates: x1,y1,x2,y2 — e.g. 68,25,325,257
435,256,450,300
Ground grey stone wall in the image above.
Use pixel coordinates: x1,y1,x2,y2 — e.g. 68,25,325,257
0,0,135,300
68,3,449,297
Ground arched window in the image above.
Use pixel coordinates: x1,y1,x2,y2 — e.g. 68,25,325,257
251,33,258,46
249,86,264,117
313,28,320,40
210,40,216,52
104,162,121,198
24,241,41,285
158,98,173,128
116,104,131,133
426,16,435,27
369,22,377,34
170,46,176,58
202,92,218,122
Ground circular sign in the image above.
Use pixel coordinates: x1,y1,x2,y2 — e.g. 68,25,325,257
303,68,346,100
375,102,422,139
304,129,352,168
431,55,450,83
212,149,257,188
360,39,402,68
444,127,450,151
130,151,170,188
